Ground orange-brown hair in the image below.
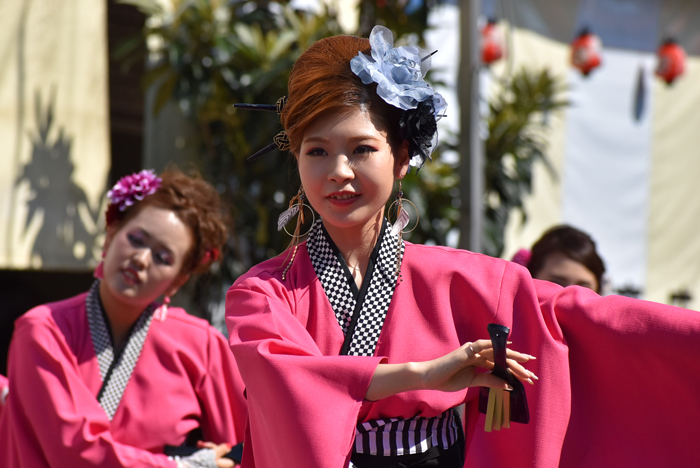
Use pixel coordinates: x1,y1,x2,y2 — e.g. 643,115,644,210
282,35,404,155
107,169,229,275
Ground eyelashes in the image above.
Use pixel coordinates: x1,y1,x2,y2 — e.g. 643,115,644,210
127,233,144,246
304,146,378,157
354,145,378,154
126,232,173,266
305,148,326,156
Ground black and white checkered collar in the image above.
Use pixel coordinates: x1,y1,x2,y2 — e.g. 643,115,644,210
85,281,155,420
306,219,404,356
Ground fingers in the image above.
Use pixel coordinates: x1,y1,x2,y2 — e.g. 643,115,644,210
465,342,478,360
468,339,494,356
506,358,538,384
470,371,513,390
471,347,536,366
466,338,538,385
214,443,233,458
198,441,233,459
506,348,537,362
212,442,235,468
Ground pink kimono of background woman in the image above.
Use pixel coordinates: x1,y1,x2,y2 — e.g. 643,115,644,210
0,170,246,468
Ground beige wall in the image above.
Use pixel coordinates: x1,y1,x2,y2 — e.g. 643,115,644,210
0,0,110,270
497,28,570,260
647,57,700,308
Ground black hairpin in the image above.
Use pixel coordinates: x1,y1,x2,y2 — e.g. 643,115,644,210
233,96,288,115
421,50,438,62
247,131,290,161
234,97,289,161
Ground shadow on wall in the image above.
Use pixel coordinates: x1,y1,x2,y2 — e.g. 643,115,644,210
15,89,104,269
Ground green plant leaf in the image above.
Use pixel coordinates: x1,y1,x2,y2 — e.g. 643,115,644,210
153,71,178,115
117,0,164,16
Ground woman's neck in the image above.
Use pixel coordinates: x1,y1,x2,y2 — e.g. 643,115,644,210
98,281,145,351
323,212,383,287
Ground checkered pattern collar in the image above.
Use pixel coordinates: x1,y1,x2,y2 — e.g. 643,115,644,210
306,219,403,356
85,280,155,420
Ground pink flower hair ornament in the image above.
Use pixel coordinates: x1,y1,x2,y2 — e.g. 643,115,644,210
511,248,532,268
105,170,162,226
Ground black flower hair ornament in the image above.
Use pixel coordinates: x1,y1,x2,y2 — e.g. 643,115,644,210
399,100,439,170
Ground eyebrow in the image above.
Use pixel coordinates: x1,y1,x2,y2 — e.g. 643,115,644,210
303,134,382,144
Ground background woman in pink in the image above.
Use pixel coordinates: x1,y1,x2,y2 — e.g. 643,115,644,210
226,26,700,468
512,225,607,294
1,169,246,468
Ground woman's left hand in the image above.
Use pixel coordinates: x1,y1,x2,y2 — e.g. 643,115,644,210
197,441,236,467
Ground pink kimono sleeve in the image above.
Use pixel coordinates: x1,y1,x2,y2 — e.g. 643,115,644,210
466,264,700,468
196,326,248,445
0,314,176,468
545,283,700,467
0,374,7,418
463,262,572,468
226,275,383,468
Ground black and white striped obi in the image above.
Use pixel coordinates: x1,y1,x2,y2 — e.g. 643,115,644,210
353,409,461,456
307,219,464,460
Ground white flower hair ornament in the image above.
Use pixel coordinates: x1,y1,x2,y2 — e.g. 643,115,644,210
350,25,447,170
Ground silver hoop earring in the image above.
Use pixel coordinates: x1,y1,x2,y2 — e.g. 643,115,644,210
278,186,315,280
388,180,419,236
387,180,419,279
277,186,315,239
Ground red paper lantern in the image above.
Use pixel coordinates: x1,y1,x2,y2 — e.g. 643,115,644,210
655,38,685,85
481,18,504,65
571,28,602,76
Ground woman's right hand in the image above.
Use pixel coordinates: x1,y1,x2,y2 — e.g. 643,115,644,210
417,339,537,392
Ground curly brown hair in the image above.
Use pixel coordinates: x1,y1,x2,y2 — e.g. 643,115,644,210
107,169,229,275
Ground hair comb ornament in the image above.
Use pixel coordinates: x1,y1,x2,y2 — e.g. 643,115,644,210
478,323,530,432
233,97,289,161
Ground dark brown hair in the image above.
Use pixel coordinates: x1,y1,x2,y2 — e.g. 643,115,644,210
108,169,229,275
282,35,404,154
527,225,606,294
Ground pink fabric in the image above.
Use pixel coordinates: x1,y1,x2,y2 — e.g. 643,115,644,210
510,248,531,267
93,261,104,279
226,241,700,468
0,374,7,418
0,293,247,468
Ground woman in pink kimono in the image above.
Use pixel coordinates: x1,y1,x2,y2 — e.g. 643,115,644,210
226,27,700,468
1,169,246,468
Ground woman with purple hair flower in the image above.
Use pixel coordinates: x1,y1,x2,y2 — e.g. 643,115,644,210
1,169,246,468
